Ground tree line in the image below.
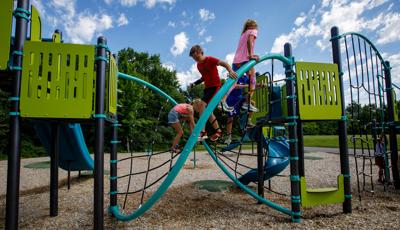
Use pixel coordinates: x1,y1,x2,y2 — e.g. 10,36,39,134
0,48,398,159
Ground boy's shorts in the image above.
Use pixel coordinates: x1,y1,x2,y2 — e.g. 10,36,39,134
233,61,256,90
226,95,244,118
202,86,220,104
168,109,179,124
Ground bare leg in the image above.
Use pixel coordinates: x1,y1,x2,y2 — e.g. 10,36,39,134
171,122,183,149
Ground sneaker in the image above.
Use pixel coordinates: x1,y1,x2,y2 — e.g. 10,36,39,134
221,101,234,112
200,131,208,140
210,130,222,142
246,121,256,129
241,103,259,112
224,136,232,145
198,135,208,142
170,147,180,153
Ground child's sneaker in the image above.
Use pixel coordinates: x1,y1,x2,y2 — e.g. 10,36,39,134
246,121,256,129
210,129,222,142
224,135,232,145
221,101,234,112
241,103,259,112
200,131,208,140
170,147,180,153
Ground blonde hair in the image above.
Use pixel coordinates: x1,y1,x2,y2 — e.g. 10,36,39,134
241,19,258,34
190,98,203,112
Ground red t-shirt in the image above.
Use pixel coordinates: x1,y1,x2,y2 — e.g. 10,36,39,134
197,56,221,88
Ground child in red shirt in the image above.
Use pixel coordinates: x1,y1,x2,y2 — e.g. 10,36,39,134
189,45,237,141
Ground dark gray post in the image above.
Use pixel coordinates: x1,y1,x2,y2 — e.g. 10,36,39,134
94,36,107,229
284,43,301,223
256,125,264,202
6,0,30,229
50,124,60,216
331,26,352,213
297,121,305,177
384,61,400,189
110,122,119,209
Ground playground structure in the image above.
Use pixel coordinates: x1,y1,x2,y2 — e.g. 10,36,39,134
2,0,400,229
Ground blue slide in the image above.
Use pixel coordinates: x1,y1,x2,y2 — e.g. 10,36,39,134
33,121,94,171
238,138,290,185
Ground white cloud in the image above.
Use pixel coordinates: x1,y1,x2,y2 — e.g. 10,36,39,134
144,0,176,8
168,21,176,27
199,8,215,21
50,0,76,19
117,13,129,26
104,0,113,4
162,62,176,71
120,0,175,8
376,12,400,45
270,0,392,53
120,0,138,7
177,64,201,89
170,32,189,56
294,13,306,26
204,36,212,43
198,28,206,36
65,13,113,43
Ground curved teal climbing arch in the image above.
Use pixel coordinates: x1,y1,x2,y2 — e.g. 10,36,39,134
110,53,294,221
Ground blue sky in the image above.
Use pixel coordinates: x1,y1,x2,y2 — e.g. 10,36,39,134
32,0,400,89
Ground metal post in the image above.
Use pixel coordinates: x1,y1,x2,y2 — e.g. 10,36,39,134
256,125,265,203
284,43,301,223
110,122,118,209
67,161,71,190
384,61,400,189
6,0,30,229
94,36,107,229
297,121,305,177
50,124,59,217
331,26,352,213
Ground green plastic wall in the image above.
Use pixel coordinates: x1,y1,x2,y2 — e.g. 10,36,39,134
0,0,14,70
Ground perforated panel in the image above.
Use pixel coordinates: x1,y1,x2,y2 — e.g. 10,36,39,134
20,41,96,118
251,75,268,123
295,62,342,120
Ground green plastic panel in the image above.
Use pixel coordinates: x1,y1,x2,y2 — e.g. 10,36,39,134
30,5,42,42
20,41,96,119
295,62,342,120
300,174,344,207
106,55,118,116
0,0,14,70
281,84,288,118
392,90,399,122
251,75,268,123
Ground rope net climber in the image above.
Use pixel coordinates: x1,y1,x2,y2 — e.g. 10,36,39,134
113,81,181,214
205,58,292,198
337,33,392,200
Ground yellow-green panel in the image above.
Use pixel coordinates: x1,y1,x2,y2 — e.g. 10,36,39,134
300,174,345,207
0,0,14,70
393,90,399,122
30,5,42,42
20,41,96,119
251,75,268,123
52,31,61,43
107,55,118,116
295,62,342,120
281,84,288,118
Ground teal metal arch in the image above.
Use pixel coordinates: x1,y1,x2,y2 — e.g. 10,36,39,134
110,53,294,221
332,32,389,70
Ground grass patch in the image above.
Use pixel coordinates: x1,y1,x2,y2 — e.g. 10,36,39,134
304,135,400,149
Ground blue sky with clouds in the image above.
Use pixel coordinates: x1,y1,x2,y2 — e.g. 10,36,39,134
32,0,400,89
